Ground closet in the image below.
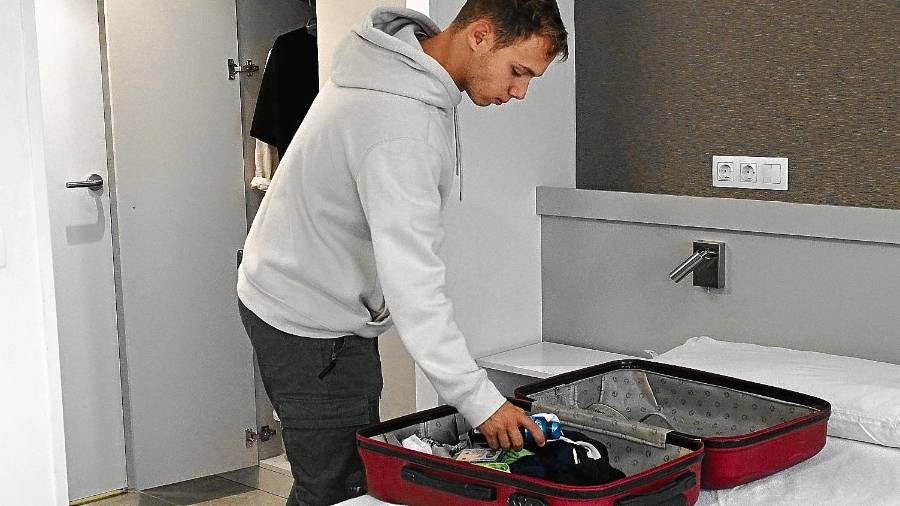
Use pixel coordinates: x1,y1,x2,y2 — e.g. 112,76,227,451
102,0,322,492
235,0,320,467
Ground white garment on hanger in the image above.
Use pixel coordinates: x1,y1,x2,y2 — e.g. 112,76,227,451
251,47,278,192
251,138,279,191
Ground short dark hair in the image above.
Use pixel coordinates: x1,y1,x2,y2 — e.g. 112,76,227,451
450,0,569,61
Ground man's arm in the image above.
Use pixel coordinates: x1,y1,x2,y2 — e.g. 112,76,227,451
355,139,543,450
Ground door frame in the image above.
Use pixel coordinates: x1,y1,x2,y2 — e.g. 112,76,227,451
18,0,262,500
31,0,129,500
6,0,72,503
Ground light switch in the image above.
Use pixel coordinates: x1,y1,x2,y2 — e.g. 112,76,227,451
770,164,782,184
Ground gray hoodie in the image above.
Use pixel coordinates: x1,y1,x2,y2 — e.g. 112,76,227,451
237,8,505,426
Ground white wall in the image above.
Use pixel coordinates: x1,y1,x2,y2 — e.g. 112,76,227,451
405,0,429,15
418,0,577,407
316,0,405,87
0,0,69,503
317,0,420,420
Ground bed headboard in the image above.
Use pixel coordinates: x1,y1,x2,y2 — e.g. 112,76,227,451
538,187,900,365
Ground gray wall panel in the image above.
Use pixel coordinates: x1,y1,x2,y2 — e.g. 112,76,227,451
541,215,900,365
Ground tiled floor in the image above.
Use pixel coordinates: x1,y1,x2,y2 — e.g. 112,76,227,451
91,475,285,506
259,454,292,476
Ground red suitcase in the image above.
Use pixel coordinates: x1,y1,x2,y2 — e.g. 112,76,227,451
515,359,831,489
358,398,703,506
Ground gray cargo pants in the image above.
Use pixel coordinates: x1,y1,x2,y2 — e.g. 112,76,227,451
239,301,383,506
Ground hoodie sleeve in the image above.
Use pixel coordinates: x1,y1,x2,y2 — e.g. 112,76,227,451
355,138,506,428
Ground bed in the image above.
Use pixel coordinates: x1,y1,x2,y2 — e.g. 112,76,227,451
697,436,900,505
663,336,900,506
341,437,900,506
341,337,900,505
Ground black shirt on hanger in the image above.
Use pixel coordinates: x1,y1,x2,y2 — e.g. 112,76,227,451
250,27,319,159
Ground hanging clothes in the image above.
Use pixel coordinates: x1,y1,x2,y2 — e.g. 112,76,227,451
250,26,319,190
251,139,278,191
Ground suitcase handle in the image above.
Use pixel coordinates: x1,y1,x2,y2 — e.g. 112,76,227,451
614,472,696,506
508,492,548,506
401,466,497,501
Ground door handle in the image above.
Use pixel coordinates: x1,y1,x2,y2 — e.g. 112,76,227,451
66,174,104,192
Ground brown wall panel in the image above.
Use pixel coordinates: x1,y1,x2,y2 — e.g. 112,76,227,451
576,0,899,208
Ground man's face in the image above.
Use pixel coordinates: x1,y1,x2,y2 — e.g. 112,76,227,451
464,34,554,107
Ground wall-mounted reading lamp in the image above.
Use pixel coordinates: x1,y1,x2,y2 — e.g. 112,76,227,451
669,241,726,289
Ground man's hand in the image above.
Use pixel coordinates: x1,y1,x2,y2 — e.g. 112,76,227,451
477,401,546,451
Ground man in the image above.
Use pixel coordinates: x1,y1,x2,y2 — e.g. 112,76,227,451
237,1,569,504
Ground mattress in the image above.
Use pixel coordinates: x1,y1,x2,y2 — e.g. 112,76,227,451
337,495,398,506
696,436,900,506
339,436,899,505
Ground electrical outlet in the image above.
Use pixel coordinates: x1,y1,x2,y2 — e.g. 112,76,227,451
739,163,757,183
713,156,788,190
716,162,734,181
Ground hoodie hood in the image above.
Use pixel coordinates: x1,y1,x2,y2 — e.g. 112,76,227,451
331,7,462,110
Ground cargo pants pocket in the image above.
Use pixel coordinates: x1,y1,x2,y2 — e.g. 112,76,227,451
238,302,383,505
277,396,376,429
275,336,383,505
279,396,380,506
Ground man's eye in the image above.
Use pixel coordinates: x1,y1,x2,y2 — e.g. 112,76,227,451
512,68,522,77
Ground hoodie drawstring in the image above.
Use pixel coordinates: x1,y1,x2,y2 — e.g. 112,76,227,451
453,107,463,201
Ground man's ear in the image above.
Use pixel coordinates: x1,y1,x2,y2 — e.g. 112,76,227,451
467,19,495,52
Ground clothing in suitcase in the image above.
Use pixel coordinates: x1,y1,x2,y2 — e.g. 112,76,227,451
357,398,703,506
515,359,831,489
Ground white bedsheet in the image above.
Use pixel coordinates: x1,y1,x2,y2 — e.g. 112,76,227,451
337,495,397,505
339,437,900,506
697,436,900,506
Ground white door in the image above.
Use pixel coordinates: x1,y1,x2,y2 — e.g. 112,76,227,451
32,0,128,500
102,1,257,489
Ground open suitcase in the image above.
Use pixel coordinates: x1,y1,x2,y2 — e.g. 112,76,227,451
358,398,703,506
515,359,831,489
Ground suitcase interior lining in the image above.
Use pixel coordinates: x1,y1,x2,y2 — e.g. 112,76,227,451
527,368,816,438
366,411,693,477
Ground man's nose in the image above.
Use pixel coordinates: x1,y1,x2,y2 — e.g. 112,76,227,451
510,80,529,100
